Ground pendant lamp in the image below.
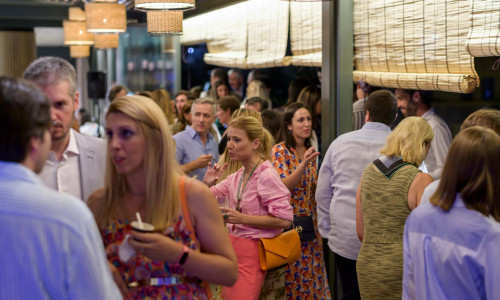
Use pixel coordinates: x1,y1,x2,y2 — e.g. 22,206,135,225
64,20,95,45
70,45,90,58
85,3,127,33
147,10,183,35
135,0,195,11
94,34,119,48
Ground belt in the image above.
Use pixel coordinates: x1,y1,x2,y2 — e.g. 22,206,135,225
128,276,201,287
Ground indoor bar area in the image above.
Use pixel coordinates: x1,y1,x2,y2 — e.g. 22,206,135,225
0,0,499,299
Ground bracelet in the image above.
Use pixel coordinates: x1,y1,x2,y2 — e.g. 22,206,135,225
176,244,190,266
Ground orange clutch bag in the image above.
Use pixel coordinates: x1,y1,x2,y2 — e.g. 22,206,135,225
257,228,301,270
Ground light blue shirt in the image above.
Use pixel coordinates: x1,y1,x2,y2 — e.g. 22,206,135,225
0,161,121,300
316,122,391,260
403,193,500,300
173,125,219,180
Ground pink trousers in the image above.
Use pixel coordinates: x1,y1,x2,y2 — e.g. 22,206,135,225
222,235,266,300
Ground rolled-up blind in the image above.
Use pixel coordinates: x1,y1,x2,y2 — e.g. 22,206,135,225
290,1,322,67
202,2,248,68
246,0,291,68
353,0,479,93
180,13,210,46
466,0,500,57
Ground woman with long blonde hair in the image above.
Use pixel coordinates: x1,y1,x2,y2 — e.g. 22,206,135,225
355,116,434,299
88,95,237,299
203,116,293,300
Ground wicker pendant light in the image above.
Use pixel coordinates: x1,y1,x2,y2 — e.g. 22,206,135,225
64,20,95,45
135,0,195,11
147,10,183,35
94,34,119,48
85,3,127,33
70,45,90,58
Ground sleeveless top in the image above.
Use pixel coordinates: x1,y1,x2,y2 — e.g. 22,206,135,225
360,159,420,244
102,177,211,299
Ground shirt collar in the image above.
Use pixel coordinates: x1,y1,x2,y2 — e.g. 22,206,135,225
0,161,42,185
66,129,79,155
361,122,391,132
421,108,435,120
185,125,213,141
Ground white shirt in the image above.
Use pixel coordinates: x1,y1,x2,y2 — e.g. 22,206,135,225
39,129,83,200
316,122,392,260
421,108,452,180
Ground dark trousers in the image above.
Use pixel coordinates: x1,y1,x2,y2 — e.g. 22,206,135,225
334,252,361,300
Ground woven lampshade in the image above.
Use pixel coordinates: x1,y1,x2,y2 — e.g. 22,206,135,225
353,0,478,93
85,3,127,33
147,11,183,35
69,7,86,21
135,0,195,11
64,20,94,45
94,34,119,48
70,45,90,58
466,0,500,57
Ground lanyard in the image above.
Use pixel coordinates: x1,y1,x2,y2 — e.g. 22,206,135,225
235,159,261,212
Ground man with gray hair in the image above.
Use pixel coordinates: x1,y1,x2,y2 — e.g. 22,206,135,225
228,69,245,99
23,56,107,202
173,98,219,180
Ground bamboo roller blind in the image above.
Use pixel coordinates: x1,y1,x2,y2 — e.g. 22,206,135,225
245,0,290,68
353,0,479,93
203,2,248,68
290,2,322,67
466,0,500,57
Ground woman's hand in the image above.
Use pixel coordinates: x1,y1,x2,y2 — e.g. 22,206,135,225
108,261,131,298
300,147,320,168
220,207,245,225
128,231,183,263
202,162,228,186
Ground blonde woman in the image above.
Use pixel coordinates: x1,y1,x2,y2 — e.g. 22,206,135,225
355,116,434,299
245,80,272,109
216,108,263,183
88,95,237,299
203,116,293,300
151,89,175,124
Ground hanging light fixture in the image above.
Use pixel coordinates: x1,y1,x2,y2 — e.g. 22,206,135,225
69,7,86,21
64,20,95,45
94,34,119,48
135,0,195,11
146,10,183,35
70,45,90,58
85,3,127,33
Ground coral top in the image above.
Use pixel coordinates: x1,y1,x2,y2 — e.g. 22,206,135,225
210,160,293,239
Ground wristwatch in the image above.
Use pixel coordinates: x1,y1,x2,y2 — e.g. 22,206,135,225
177,244,190,266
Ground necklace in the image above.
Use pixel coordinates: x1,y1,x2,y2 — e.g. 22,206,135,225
235,158,261,212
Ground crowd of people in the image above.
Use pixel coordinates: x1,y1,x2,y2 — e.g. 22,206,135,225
0,56,499,300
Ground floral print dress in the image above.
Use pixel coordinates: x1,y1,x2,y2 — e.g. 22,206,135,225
271,142,331,300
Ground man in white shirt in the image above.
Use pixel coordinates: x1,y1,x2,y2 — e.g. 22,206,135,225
316,90,398,300
23,57,107,202
395,89,452,179
0,77,120,299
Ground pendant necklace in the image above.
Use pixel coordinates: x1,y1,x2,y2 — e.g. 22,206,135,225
235,158,261,212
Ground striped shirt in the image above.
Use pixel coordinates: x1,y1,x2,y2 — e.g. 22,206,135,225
0,161,121,300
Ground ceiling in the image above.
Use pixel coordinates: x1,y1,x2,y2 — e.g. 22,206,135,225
0,0,244,31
